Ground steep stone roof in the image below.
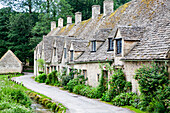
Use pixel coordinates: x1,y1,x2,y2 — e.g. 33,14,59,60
117,26,145,40
0,50,22,65
36,0,170,63
91,28,112,41
43,36,55,62
71,40,89,52
122,18,170,60
75,41,114,62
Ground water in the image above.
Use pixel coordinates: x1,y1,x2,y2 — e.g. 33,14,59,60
31,101,53,113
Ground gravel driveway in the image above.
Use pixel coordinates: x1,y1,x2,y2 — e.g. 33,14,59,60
12,73,133,113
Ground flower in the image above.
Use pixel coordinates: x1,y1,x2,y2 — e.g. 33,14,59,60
104,66,106,69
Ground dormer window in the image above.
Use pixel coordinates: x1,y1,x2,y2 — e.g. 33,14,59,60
54,47,56,56
92,41,96,52
64,48,67,59
70,50,74,61
108,38,114,51
116,39,122,54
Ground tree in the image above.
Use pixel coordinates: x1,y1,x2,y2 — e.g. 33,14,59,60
57,0,74,25
0,0,45,14
0,7,14,57
7,13,34,63
37,58,45,70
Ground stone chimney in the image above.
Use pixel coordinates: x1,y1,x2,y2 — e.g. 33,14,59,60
51,21,56,31
67,16,72,25
92,5,100,19
103,0,114,16
75,12,82,24
58,18,63,28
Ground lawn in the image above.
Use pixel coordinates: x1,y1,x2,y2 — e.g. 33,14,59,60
0,75,34,113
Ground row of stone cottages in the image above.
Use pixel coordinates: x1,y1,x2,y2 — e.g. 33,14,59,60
34,0,170,93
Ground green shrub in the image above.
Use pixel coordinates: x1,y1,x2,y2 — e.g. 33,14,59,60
135,62,169,112
73,84,85,94
147,98,166,113
87,87,102,98
101,91,112,102
112,92,139,106
46,71,59,85
101,69,132,102
66,79,78,92
62,75,72,86
35,73,47,83
80,85,91,96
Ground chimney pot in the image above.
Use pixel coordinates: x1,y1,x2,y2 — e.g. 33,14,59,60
75,12,82,24
58,18,63,28
103,0,114,16
92,5,101,19
67,16,72,25
51,21,56,31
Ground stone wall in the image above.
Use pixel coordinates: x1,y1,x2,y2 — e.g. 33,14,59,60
73,63,101,87
0,51,22,74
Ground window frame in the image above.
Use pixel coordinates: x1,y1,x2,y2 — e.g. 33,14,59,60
108,38,114,51
91,41,96,52
54,47,56,56
70,50,74,61
64,48,67,59
116,39,122,54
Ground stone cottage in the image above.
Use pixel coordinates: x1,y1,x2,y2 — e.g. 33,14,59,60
0,50,23,74
34,0,170,93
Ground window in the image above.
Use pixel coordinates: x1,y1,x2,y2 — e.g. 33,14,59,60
54,66,56,70
97,74,100,82
64,48,67,59
108,38,114,51
117,39,122,54
54,48,56,56
92,41,96,52
83,70,87,79
70,50,74,61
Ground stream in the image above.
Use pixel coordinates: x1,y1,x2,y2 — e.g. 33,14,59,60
31,101,53,113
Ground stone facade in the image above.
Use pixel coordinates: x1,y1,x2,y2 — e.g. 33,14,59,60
0,50,22,74
34,0,170,93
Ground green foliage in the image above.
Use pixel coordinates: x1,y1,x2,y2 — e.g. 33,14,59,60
101,68,132,102
112,92,139,106
135,62,169,112
0,75,33,112
98,71,106,94
0,102,33,113
45,71,59,85
147,98,166,113
57,0,74,26
73,84,85,94
37,59,45,70
35,73,47,83
51,103,57,111
66,79,79,92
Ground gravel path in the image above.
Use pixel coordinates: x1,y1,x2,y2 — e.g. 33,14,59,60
12,73,133,113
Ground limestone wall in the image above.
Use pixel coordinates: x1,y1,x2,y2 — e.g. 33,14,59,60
0,52,22,74
73,63,101,87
